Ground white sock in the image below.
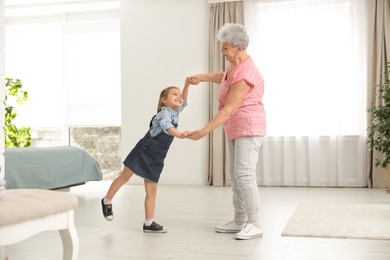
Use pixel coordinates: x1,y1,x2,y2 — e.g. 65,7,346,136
103,197,112,205
144,218,154,226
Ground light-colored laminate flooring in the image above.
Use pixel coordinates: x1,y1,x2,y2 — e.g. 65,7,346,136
4,181,390,260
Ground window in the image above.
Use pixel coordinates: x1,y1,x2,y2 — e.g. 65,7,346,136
5,0,121,179
245,0,366,136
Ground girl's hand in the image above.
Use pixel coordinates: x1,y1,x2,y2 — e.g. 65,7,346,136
181,131,192,139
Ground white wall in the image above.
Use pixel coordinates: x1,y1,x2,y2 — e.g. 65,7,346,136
0,0,4,180
120,0,210,185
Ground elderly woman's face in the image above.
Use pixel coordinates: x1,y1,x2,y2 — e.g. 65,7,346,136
220,42,240,63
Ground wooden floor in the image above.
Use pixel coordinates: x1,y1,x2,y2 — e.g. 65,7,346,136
4,181,390,260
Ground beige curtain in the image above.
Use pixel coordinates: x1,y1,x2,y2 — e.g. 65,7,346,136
367,0,390,188
207,1,243,186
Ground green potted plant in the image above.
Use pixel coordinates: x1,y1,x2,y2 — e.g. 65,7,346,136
4,77,31,148
367,62,390,193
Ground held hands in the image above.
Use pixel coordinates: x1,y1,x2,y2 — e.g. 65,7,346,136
183,129,207,141
179,131,192,139
187,130,202,141
186,75,201,85
178,130,207,141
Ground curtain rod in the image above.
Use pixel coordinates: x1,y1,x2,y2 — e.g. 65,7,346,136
208,0,243,3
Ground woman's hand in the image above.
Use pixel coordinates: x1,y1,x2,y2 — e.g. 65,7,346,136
187,72,224,85
186,75,201,85
188,129,208,141
181,131,192,139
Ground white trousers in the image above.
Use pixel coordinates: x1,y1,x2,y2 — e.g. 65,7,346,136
227,136,263,222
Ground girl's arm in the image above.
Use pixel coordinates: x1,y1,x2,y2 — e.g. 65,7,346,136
167,128,191,139
182,79,190,101
188,72,224,85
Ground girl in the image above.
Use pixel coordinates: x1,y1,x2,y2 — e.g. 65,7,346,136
101,79,191,233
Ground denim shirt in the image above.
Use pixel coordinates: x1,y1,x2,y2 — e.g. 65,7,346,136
149,100,187,137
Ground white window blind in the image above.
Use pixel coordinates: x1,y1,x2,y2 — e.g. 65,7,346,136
5,1,120,127
6,24,64,127
63,20,120,126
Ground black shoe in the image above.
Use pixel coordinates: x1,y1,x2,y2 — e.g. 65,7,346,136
101,198,114,221
143,221,167,233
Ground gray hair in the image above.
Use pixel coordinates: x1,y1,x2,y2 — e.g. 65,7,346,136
217,23,249,50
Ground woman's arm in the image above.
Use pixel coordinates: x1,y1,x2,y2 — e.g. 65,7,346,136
188,80,251,140
188,72,224,85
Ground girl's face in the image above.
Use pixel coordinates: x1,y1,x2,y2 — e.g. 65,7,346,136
163,88,183,110
220,42,240,63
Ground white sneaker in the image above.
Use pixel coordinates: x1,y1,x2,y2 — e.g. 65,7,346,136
235,224,263,240
215,220,245,233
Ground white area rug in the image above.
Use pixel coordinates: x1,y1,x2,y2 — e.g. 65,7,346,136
281,203,390,240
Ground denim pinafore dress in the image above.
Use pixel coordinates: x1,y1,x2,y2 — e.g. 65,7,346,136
123,117,177,183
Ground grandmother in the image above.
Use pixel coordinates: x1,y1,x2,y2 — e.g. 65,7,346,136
187,23,266,240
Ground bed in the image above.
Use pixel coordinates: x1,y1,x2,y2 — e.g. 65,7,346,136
4,146,103,190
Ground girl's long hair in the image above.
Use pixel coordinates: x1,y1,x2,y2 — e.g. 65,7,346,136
157,86,179,113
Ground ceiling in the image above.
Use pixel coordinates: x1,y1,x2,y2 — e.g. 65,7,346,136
4,0,119,17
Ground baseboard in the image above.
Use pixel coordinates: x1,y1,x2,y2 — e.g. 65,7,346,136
128,176,207,186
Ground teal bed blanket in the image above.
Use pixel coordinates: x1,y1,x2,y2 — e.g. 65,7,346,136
4,146,103,190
